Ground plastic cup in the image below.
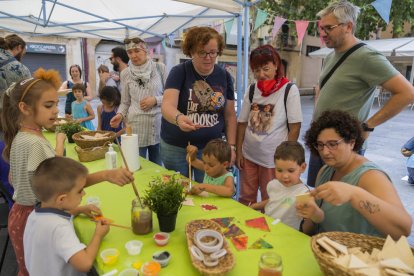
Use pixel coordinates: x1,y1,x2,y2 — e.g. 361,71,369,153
100,248,120,266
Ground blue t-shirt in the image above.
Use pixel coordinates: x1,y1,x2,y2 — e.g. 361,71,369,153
161,61,235,149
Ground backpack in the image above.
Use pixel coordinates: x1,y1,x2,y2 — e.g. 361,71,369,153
249,82,293,131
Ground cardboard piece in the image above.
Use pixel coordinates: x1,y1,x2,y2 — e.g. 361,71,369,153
249,238,273,249
316,238,337,257
295,193,311,204
321,236,348,255
223,224,245,238
230,235,248,251
348,254,368,269
245,217,270,232
211,217,235,228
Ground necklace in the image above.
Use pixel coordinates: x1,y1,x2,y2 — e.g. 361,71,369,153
192,61,212,82
21,125,42,132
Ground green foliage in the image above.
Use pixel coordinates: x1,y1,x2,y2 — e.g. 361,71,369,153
258,0,414,40
56,121,83,140
143,174,186,216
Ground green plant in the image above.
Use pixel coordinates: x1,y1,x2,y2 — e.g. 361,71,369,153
143,174,186,216
56,121,83,142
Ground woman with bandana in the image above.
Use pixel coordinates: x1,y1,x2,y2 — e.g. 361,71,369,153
110,37,166,165
236,45,303,207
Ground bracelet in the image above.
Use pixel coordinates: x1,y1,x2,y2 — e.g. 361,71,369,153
175,113,183,126
230,145,236,152
117,113,124,120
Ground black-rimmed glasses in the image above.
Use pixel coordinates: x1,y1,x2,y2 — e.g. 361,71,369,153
197,51,219,58
314,138,345,151
318,23,344,34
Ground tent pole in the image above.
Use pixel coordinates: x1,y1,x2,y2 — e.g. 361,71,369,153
243,1,249,105
236,14,243,115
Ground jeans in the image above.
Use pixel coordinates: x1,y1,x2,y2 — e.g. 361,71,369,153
160,139,204,183
408,167,414,184
307,148,366,187
139,143,162,166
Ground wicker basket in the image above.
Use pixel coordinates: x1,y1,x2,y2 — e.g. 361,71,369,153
72,131,116,149
185,219,235,276
75,142,110,162
311,232,414,276
45,118,71,132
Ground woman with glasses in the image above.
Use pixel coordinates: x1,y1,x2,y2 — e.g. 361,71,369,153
58,64,93,116
236,45,302,207
110,37,166,165
161,26,236,183
297,110,411,239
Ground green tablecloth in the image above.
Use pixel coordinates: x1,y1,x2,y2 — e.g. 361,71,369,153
45,132,322,276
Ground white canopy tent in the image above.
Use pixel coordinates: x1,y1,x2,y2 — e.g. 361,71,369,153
309,37,414,83
0,0,261,110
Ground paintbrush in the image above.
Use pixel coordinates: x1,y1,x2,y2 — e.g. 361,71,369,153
188,141,192,191
114,125,142,206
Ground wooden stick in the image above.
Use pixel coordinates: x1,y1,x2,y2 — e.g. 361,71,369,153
188,142,192,190
114,136,142,206
109,223,131,230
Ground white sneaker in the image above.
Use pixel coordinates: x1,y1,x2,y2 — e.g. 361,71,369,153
401,176,409,181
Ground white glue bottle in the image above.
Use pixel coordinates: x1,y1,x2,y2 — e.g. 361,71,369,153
105,143,117,169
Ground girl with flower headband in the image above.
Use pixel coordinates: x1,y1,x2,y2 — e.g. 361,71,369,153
2,68,134,276
236,45,303,207
110,37,166,165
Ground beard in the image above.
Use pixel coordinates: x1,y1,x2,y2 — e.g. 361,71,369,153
112,61,119,72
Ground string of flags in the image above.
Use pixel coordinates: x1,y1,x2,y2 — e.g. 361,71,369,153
161,0,392,48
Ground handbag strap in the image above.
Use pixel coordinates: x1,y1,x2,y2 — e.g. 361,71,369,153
320,42,365,89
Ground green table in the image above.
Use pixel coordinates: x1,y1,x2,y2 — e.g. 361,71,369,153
45,132,322,276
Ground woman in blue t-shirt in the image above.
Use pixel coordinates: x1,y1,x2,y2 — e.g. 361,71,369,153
160,26,237,183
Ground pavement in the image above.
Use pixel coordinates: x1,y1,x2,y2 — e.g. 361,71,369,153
1,95,414,275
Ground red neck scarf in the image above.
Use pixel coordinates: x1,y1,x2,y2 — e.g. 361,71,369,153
257,77,289,97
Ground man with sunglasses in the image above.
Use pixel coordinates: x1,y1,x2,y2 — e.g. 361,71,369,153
307,0,414,187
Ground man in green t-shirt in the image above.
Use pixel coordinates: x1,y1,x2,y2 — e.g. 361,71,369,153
307,1,414,187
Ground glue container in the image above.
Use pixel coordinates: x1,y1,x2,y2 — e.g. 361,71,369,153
105,144,117,169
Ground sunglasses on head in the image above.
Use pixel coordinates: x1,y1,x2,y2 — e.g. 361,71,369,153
124,37,144,44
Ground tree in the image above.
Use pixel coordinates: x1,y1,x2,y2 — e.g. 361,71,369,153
258,0,414,40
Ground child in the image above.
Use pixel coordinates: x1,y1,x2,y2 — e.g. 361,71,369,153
71,83,95,130
24,157,109,275
249,141,309,230
401,136,414,184
97,86,125,138
186,139,234,197
1,69,133,276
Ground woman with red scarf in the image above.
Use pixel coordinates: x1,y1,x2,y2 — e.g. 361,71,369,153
236,45,303,207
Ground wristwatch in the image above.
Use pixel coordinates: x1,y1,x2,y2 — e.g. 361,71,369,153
361,122,374,132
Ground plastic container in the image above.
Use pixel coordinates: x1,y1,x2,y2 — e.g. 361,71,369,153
140,261,161,276
131,198,152,235
125,240,143,255
153,232,170,246
152,251,171,267
105,143,117,169
100,248,120,266
119,268,139,276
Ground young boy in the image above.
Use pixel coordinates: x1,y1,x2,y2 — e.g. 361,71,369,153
186,139,234,197
23,157,109,275
250,141,309,229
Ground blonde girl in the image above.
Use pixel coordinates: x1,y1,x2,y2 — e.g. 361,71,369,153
2,69,134,276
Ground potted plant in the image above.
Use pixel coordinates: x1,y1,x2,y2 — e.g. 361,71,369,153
57,121,83,143
143,174,186,232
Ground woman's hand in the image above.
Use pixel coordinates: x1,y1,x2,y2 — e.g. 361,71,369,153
110,113,122,128
311,181,356,206
177,115,197,132
106,168,134,186
296,197,324,223
236,152,245,170
140,96,157,111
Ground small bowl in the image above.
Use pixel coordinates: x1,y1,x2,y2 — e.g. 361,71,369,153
152,250,171,267
100,248,120,266
125,240,143,255
153,232,170,246
119,268,139,276
141,261,161,275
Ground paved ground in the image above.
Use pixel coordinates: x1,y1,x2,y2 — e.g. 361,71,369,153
1,95,414,275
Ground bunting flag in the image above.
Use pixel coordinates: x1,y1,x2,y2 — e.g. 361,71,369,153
156,43,161,54
371,0,392,24
254,9,269,31
295,20,310,46
272,16,287,38
213,23,222,33
149,48,154,58
224,19,234,35
162,38,167,48
168,33,175,47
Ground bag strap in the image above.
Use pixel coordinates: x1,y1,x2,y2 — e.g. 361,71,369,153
320,42,365,89
284,83,293,132
248,83,255,103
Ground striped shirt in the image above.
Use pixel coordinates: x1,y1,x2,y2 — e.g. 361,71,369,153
118,62,165,147
10,132,55,205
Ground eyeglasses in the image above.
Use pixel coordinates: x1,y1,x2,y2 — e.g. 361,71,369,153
124,37,145,44
251,47,273,57
197,51,219,58
314,138,344,151
318,23,344,34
